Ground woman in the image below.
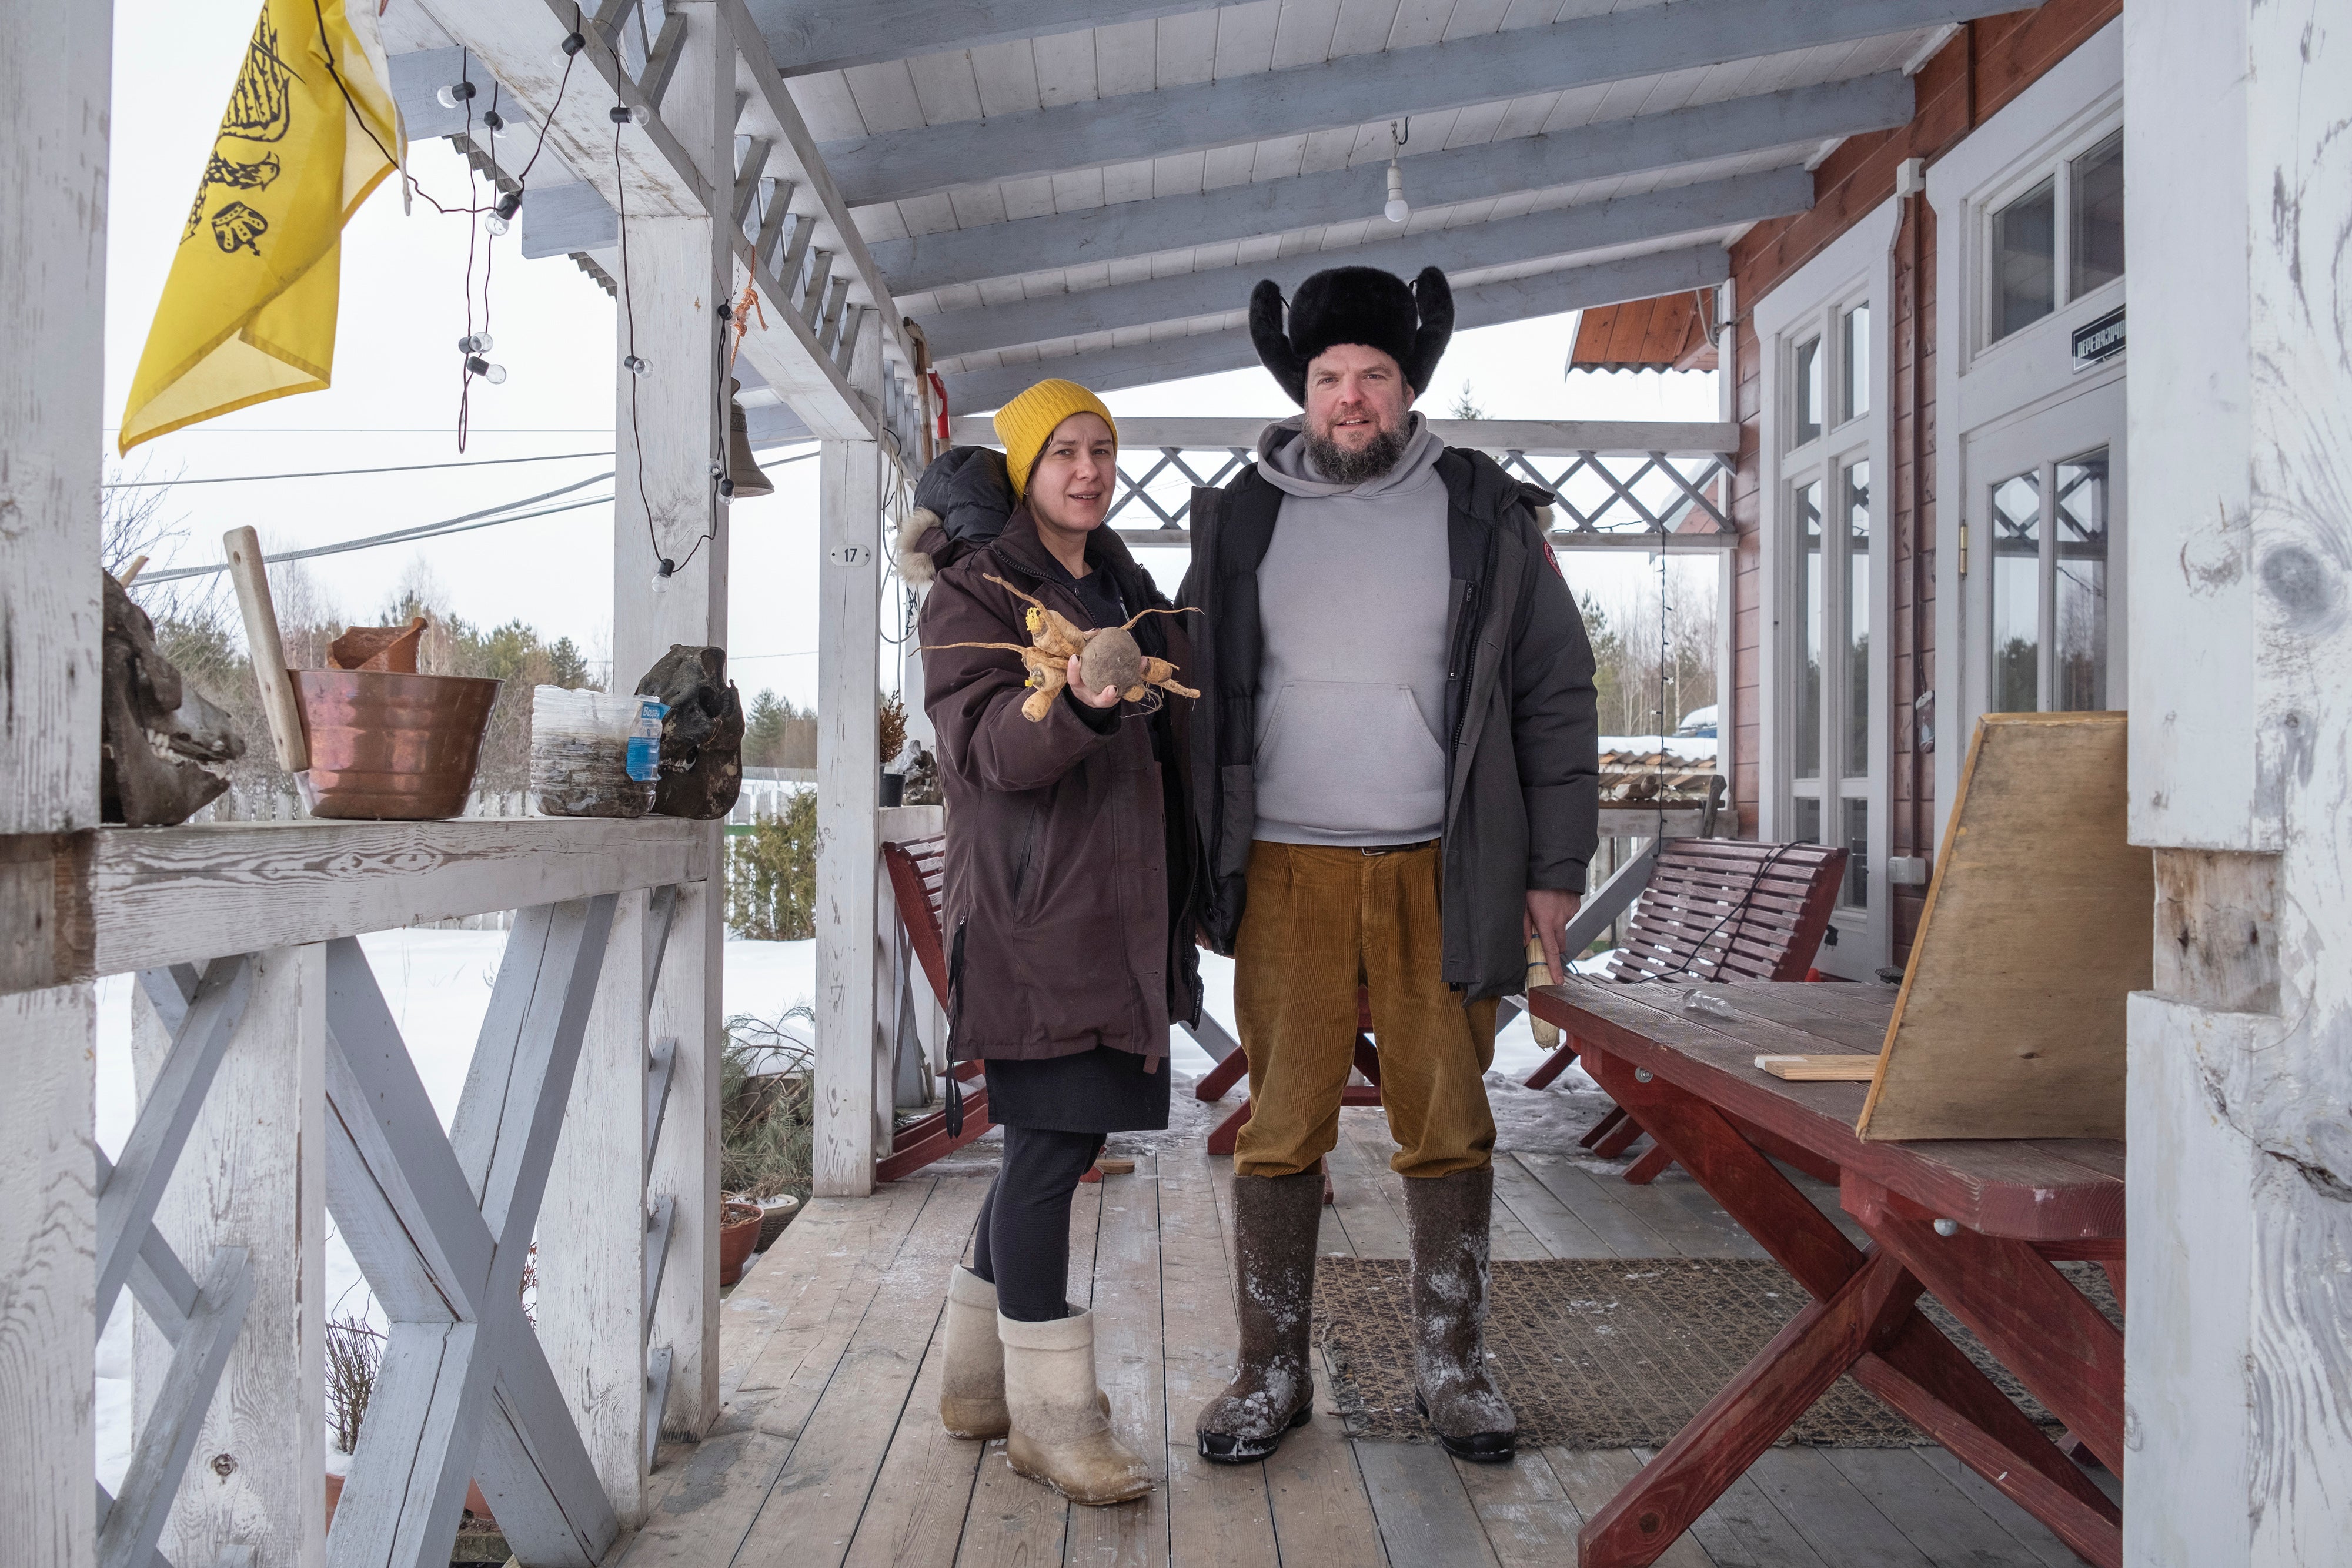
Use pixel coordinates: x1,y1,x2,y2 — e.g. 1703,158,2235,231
914,378,1203,1506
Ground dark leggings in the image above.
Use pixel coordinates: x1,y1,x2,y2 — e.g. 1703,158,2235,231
970,1125,1104,1323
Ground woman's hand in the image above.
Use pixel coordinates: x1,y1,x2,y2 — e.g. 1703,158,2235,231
1065,655,1121,709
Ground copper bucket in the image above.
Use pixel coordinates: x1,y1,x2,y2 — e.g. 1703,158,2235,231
293,670,502,820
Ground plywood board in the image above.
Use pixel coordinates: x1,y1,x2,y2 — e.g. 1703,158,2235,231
1757,1055,1882,1081
1857,714,2151,1141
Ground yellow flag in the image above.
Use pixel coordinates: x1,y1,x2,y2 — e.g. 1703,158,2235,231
119,0,403,453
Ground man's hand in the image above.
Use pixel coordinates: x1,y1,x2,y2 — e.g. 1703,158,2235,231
1524,888,1583,986
1065,654,1121,709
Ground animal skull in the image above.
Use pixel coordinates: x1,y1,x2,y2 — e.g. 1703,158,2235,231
635,644,744,820
101,573,245,825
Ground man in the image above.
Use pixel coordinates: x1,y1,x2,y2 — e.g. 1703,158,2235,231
1183,265,1599,1465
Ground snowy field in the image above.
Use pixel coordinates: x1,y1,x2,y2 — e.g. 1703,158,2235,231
94,930,1598,1487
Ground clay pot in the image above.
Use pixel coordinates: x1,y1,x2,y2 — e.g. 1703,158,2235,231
755,1193,801,1251
719,1200,766,1286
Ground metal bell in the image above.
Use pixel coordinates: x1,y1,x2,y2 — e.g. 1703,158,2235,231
725,379,775,499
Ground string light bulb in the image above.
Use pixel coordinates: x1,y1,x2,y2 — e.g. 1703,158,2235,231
485,191,522,235
650,555,677,593
609,102,647,126
554,29,587,64
436,79,477,109
623,353,651,377
1383,119,1411,223
482,108,513,139
457,332,493,355
465,356,507,385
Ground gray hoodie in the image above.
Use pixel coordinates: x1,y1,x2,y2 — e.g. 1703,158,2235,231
1251,412,1453,846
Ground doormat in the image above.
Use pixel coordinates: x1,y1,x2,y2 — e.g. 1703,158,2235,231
1314,1256,2121,1449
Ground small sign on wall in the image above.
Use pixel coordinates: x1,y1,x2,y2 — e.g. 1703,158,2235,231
2072,306,2126,370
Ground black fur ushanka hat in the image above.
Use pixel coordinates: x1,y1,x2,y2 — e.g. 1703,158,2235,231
1249,265,1455,404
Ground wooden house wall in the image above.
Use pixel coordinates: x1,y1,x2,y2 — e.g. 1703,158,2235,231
1723,0,2122,959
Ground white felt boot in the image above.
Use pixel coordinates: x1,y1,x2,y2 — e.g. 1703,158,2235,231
1000,1308,1154,1506
940,1266,1011,1437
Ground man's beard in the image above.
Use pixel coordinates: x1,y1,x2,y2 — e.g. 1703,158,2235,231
1305,419,1409,484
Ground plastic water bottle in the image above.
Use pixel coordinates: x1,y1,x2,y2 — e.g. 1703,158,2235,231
626,699,668,783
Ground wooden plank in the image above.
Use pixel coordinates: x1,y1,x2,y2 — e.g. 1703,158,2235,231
1067,1153,1176,1568
1341,1115,1421,1256
957,1442,1068,1568
131,947,325,1567
1739,1448,1933,1568
1354,1440,1500,1568
1266,1365,1390,1568
920,169,1809,359
1512,1151,1679,1259
1489,1155,1613,1260
623,1182,934,1564
0,985,96,1568
735,1175,987,1567
1615,1448,1831,1568
1161,1148,1292,1564
649,879,722,1437
876,75,1908,293
1818,1447,2062,1568
1451,1446,1585,1567
1483,1172,1552,1261
83,818,710,979
1323,1124,1412,1259
1860,715,2150,1142
820,0,2023,203
838,1310,987,1568
1755,1056,1880,1082
1544,1450,1717,1568
815,423,886,1196
1641,1171,1773,1261
1907,1447,2085,1568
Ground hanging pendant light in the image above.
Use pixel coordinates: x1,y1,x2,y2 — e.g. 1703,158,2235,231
724,379,776,499
1383,118,1411,223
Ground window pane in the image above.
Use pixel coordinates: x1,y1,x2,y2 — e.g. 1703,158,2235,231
1992,176,2057,340
1841,306,1870,422
2055,447,2111,710
1843,461,1871,776
1842,798,1869,910
1796,479,1823,778
1792,794,1823,845
2070,129,2125,297
1793,336,1823,446
1990,470,2042,712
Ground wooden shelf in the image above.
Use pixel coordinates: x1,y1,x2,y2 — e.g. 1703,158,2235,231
82,816,717,978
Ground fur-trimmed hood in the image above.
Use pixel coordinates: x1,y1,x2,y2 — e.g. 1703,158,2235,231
898,444,1017,583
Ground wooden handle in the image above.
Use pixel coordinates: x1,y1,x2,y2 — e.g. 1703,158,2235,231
223,526,309,773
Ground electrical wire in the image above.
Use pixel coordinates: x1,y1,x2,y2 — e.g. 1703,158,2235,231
138,490,616,583
103,451,617,487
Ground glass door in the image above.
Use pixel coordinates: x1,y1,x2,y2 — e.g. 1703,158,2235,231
1963,382,2127,728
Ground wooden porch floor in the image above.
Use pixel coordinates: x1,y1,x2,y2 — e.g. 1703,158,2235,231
615,1105,2112,1568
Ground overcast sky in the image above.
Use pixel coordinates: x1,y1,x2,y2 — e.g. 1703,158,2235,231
106,0,1720,714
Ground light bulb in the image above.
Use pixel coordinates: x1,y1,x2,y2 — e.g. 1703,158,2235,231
718,477,736,499
1384,162,1409,224
466,356,507,385
623,354,650,377
482,108,511,139
609,103,647,126
554,30,587,64
650,556,677,593
436,80,476,109
485,211,510,235
456,332,493,355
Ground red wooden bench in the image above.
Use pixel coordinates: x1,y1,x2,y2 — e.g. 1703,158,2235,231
875,835,995,1183
1524,838,1847,1184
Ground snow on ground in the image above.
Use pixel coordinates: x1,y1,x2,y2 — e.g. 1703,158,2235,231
93,930,1602,1485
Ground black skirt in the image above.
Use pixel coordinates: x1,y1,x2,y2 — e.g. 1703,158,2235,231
984,1046,1172,1134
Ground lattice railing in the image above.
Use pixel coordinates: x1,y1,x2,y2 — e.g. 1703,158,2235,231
1107,446,1731,537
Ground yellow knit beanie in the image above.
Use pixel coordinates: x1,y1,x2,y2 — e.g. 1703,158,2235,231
993,378,1117,498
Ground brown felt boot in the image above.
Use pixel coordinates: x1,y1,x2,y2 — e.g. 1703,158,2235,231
1402,1164,1517,1463
1195,1167,1322,1463
1001,1306,1154,1506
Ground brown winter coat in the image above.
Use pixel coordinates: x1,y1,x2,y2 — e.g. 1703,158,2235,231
921,506,1205,1065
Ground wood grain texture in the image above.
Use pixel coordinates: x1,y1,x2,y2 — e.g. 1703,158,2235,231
1859,714,2150,1141
0,985,97,1568
135,947,325,1568
816,425,886,1196
83,817,709,979
1155,1151,1277,1568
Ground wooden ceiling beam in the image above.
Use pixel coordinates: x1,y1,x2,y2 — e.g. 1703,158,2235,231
936,243,1729,413
918,168,1803,361
820,0,2031,205
873,73,1910,295
747,0,1214,78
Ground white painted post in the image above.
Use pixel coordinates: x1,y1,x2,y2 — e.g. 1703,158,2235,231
129,950,326,1568
2124,4,2352,1563
1,1,108,1560
816,312,887,1197
537,0,729,1509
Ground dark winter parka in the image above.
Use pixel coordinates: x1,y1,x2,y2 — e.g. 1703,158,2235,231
1179,446,1600,1000
921,506,1206,1066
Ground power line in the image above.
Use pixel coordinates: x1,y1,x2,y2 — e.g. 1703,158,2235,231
104,450,616,488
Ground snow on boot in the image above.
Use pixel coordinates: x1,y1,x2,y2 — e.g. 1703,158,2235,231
1402,1164,1517,1463
1000,1306,1155,1506
1195,1167,1321,1463
940,1266,1011,1437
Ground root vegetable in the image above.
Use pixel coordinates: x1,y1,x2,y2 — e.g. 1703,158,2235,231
919,574,1201,723
1079,626,1144,694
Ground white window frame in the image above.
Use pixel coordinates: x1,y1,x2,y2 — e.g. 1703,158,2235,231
1929,17,2126,837
1756,200,1897,977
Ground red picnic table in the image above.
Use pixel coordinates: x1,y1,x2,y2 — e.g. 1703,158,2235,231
1526,977,2125,1568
